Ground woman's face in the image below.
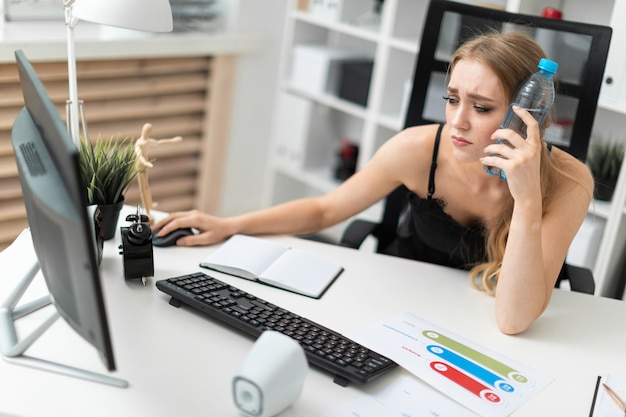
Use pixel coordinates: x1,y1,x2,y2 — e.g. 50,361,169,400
445,58,509,163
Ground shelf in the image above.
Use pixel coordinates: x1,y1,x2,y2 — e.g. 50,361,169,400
388,37,420,54
590,198,626,218
274,163,342,194
377,112,404,131
598,98,626,115
590,199,611,218
286,71,408,131
291,10,382,42
292,10,422,55
284,82,369,119
0,28,268,63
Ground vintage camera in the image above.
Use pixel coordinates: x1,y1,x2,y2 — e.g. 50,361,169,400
119,207,154,283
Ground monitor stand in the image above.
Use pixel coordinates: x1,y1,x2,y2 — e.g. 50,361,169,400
0,259,128,388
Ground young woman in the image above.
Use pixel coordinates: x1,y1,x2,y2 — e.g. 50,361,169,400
154,31,593,335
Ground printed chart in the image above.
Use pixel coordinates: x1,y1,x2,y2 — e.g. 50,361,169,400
323,375,479,417
345,312,553,417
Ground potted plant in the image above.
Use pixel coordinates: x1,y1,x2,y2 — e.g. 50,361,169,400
587,139,625,201
79,134,141,240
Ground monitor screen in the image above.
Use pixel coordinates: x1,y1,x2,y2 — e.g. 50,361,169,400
11,50,116,372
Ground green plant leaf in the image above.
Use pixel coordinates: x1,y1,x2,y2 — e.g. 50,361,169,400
587,140,625,181
79,134,142,205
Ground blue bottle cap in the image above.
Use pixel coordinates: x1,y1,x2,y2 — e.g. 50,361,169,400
538,58,558,74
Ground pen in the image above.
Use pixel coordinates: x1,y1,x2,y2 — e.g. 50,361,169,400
603,383,626,414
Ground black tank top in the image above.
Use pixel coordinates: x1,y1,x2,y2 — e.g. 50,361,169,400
382,124,487,270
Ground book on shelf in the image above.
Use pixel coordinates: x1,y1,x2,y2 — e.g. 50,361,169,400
200,234,343,298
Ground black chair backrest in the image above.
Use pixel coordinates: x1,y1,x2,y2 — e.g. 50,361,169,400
378,0,612,252
406,0,612,161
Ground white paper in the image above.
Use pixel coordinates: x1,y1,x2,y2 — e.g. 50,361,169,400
260,248,342,297
591,374,626,417
201,234,287,280
345,312,553,417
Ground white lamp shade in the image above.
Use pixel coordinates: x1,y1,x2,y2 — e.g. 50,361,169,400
72,0,173,32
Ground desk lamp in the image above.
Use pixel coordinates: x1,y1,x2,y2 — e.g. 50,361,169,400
64,0,173,145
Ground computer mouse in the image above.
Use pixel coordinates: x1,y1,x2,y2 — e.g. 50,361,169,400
152,228,194,247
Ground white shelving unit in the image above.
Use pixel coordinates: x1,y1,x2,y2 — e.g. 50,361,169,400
545,0,626,298
498,0,626,300
266,0,494,240
592,0,626,297
265,0,626,297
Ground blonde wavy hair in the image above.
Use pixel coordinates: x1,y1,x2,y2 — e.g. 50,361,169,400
449,30,568,295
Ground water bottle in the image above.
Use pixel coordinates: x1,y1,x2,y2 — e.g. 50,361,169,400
485,58,558,180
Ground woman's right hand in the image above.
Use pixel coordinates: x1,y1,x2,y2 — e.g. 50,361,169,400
152,209,234,246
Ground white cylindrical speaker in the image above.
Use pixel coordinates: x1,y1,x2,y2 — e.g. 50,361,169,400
233,331,308,417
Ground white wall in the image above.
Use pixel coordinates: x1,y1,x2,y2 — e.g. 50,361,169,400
220,0,288,216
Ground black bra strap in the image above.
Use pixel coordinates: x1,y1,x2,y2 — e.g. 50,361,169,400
427,124,444,199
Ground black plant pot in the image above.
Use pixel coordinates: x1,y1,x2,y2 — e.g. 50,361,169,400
594,177,617,201
98,198,124,240
87,205,104,265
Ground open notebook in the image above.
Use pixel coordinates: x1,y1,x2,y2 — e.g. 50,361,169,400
200,234,343,298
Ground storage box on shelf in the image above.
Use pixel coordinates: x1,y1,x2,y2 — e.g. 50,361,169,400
290,44,371,95
336,60,374,106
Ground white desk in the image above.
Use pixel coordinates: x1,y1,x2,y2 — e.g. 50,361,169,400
1,225,625,417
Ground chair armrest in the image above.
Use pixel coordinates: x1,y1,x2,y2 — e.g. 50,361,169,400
562,264,595,295
339,219,379,249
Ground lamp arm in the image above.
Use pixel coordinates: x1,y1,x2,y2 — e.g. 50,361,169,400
65,2,81,146
62,0,173,146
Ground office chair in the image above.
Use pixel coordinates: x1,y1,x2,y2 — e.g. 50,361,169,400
339,0,612,295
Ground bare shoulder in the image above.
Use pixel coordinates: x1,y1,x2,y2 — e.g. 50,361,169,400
553,148,593,183
551,147,594,202
369,124,442,185
541,148,594,249
377,124,441,165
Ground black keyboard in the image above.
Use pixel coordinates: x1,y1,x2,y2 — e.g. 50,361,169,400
155,272,397,386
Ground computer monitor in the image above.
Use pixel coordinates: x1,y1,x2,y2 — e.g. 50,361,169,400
0,50,126,387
